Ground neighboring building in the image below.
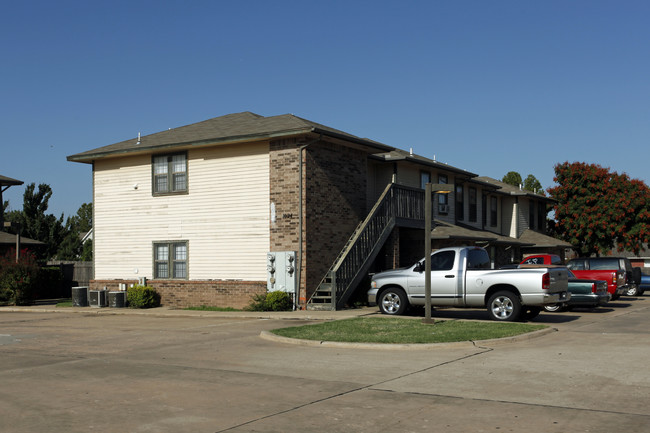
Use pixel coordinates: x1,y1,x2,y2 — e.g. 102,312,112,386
67,112,568,310
475,177,572,262
1,174,23,229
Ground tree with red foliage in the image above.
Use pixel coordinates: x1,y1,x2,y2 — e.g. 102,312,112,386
548,162,650,256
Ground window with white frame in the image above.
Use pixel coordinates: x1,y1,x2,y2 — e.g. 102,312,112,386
154,241,188,279
153,153,187,195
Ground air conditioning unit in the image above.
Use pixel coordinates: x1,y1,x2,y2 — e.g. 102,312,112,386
438,204,450,214
108,291,126,308
89,290,108,308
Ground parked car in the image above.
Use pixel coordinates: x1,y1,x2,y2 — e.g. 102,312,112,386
541,268,610,312
521,254,562,265
368,246,569,321
639,274,649,296
566,257,633,300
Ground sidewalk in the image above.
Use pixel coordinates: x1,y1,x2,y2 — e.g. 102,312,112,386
0,303,378,321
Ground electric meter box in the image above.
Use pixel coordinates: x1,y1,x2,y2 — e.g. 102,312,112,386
266,251,297,293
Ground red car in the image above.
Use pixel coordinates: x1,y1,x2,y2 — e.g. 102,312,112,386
521,254,562,266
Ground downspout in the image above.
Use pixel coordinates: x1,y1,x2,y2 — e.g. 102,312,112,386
297,134,322,309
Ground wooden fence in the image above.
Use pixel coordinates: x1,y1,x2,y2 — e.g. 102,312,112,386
46,261,94,297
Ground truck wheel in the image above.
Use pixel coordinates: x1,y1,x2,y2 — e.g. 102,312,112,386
626,285,638,296
521,306,541,320
543,303,566,313
378,288,408,315
487,291,521,321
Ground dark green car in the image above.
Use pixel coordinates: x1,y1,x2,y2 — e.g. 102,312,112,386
544,269,610,312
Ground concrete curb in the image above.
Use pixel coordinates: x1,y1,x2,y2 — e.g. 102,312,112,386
0,305,377,321
259,326,558,350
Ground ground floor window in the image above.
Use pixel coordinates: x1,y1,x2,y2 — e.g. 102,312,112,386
154,241,188,279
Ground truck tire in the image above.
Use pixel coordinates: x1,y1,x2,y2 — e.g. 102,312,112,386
487,291,522,321
378,288,409,315
543,303,566,313
521,306,542,320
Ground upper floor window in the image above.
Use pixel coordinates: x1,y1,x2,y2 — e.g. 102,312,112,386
153,153,187,195
529,200,535,230
438,174,449,206
537,202,546,231
468,187,477,222
456,185,464,220
490,196,498,227
420,171,431,190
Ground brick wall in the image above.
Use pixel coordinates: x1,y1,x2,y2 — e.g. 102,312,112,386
303,141,368,301
269,137,370,306
269,138,304,301
90,279,266,309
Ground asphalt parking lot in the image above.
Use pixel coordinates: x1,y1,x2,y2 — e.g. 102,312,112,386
1,298,649,433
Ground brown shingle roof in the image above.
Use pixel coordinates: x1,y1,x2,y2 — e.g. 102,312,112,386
0,231,43,246
67,112,394,163
518,229,572,248
0,175,23,187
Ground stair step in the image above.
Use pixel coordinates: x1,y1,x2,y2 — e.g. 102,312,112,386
309,295,332,302
306,303,334,311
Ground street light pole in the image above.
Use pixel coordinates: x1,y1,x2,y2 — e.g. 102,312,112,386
423,183,434,324
422,183,453,325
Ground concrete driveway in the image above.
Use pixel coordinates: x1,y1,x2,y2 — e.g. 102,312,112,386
1,298,649,433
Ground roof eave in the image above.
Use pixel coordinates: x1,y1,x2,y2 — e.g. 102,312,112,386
68,126,394,164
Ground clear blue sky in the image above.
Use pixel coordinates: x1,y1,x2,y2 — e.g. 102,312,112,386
2,0,649,218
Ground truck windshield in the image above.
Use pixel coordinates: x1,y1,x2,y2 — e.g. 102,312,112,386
467,249,491,269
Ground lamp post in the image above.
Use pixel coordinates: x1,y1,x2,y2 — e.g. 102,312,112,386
423,183,453,324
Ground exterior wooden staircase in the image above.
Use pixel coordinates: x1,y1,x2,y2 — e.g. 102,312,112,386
307,183,427,310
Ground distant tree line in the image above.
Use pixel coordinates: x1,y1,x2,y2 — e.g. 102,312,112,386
3,183,92,262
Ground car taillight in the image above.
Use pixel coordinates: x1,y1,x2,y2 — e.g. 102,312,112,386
612,272,617,285
591,282,597,293
542,272,550,290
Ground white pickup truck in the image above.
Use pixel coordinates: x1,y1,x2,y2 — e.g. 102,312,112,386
367,246,569,321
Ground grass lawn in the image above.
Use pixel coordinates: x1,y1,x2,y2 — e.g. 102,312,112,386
271,317,547,344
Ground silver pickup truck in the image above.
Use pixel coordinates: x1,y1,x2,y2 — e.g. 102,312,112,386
368,246,570,321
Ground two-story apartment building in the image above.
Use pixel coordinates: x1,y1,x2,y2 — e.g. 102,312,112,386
67,112,568,310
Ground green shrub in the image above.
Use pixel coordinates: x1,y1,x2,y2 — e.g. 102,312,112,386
0,249,39,305
34,266,64,299
246,290,293,311
127,284,161,309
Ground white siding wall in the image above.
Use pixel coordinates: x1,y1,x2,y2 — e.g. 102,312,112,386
93,142,270,281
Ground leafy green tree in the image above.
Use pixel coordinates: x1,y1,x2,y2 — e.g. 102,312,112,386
503,172,545,195
548,162,650,256
8,183,65,260
57,203,93,260
502,171,523,187
523,174,544,196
